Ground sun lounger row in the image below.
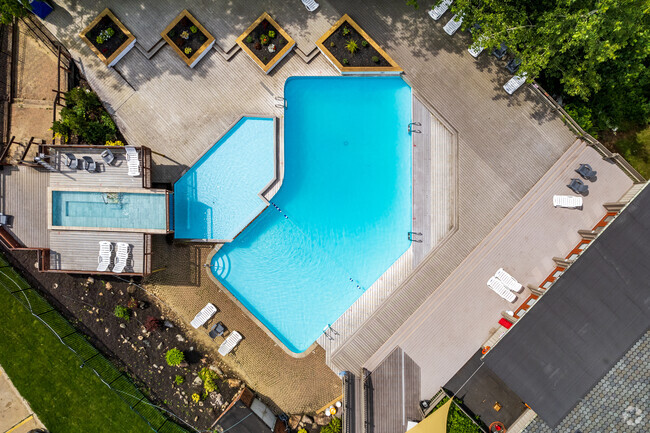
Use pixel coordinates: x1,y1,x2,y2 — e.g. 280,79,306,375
190,303,218,328
428,0,453,21
487,277,517,303
96,241,132,273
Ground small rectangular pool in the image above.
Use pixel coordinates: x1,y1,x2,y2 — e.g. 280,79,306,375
51,190,168,231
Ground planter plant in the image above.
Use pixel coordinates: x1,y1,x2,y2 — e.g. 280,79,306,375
79,8,136,67
162,9,215,68
236,12,296,74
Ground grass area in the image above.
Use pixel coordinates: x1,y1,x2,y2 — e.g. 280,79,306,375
430,396,484,433
0,259,153,433
610,126,650,179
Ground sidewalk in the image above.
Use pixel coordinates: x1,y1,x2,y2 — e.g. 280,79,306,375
0,365,46,433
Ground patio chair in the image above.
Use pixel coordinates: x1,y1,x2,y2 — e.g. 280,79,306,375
487,277,517,303
112,242,131,273
125,146,140,176
553,195,583,209
0,213,11,226
492,42,507,59
218,331,243,356
567,178,589,195
97,241,113,272
575,163,597,181
503,73,527,95
83,156,97,172
101,149,116,166
443,14,463,35
468,35,487,58
65,153,78,169
209,322,226,339
428,0,452,21
302,0,319,12
495,268,524,293
190,303,218,329
506,57,522,74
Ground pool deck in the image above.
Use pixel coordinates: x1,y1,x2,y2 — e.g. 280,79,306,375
33,0,642,415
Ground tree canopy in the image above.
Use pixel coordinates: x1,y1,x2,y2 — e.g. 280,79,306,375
0,0,30,25
412,0,650,134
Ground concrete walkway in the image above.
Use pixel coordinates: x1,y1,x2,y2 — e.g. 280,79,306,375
0,365,45,433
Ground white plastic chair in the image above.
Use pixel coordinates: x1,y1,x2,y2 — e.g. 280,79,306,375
487,277,517,303
428,0,452,21
218,331,243,356
97,241,113,272
553,195,583,209
190,303,218,328
125,146,140,176
112,242,130,273
504,73,527,94
443,14,463,35
495,268,523,293
468,36,486,57
302,0,319,12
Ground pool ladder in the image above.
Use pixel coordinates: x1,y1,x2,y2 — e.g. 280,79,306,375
274,96,287,109
408,122,421,133
323,324,340,341
408,232,423,243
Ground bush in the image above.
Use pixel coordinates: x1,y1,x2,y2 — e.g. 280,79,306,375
330,41,335,47
184,47,193,55
429,397,483,433
204,377,217,393
372,56,380,63
565,103,598,139
342,26,350,36
320,417,341,433
346,39,359,54
298,429,308,433
174,375,185,385
260,34,270,45
342,58,349,65
126,298,138,309
191,393,200,403
268,30,276,38
105,140,124,146
361,40,369,47
144,316,162,332
51,87,117,144
246,35,254,43
114,305,130,321
165,348,185,366
190,25,198,33
199,367,219,393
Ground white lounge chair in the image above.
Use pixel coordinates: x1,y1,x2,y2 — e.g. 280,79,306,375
495,268,523,293
503,73,527,94
112,242,131,273
468,36,486,57
191,303,218,329
97,241,113,272
443,14,463,35
218,331,243,356
553,195,583,209
428,0,452,21
487,277,517,303
302,0,319,12
125,146,140,177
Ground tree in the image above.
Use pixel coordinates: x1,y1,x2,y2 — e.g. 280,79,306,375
51,87,118,144
452,0,650,132
0,0,30,25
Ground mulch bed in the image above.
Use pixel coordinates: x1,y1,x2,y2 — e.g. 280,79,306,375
323,20,391,67
166,17,210,59
85,15,128,59
241,19,289,65
2,248,240,431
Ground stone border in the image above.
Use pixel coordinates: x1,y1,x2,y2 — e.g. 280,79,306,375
160,9,215,68
79,8,136,68
316,14,403,75
235,12,296,74
205,247,320,358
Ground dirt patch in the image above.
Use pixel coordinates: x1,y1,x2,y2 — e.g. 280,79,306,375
323,20,391,67
2,247,241,431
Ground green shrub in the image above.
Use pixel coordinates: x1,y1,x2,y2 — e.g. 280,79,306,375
191,393,200,403
260,34,270,45
429,397,483,433
204,377,217,393
298,429,308,433
330,41,335,47
372,56,380,63
565,103,598,139
268,30,276,38
106,28,115,37
342,26,350,36
342,58,349,65
346,39,359,54
361,40,369,47
174,375,185,385
113,305,130,321
246,35,254,43
198,367,219,383
51,87,117,144
165,348,184,366
320,417,341,433
190,25,198,33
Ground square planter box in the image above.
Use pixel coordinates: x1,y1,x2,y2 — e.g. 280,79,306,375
236,12,295,74
161,9,215,68
316,14,402,74
79,8,136,67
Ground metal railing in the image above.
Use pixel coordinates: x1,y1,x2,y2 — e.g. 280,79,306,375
0,254,192,433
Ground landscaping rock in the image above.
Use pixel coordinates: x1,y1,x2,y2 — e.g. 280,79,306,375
179,360,189,368
227,379,241,388
193,376,203,386
176,334,185,342
301,415,314,425
209,365,223,376
137,335,143,341
126,285,136,294
314,414,330,425
138,301,149,310
143,339,150,347
209,392,224,407
157,342,163,350
289,415,301,430
52,283,58,289
105,282,112,290
164,320,174,329
119,323,126,329
87,277,94,285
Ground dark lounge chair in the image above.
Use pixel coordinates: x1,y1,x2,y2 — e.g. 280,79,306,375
209,322,226,339
0,213,11,226
492,42,507,59
101,149,115,166
575,163,597,181
65,153,78,169
567,178,589,195
83,156,97,172
506,57,522,74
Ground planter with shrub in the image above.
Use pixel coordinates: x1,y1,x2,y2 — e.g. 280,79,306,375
236,12,295,74
161,9,215,68
79,8,136,67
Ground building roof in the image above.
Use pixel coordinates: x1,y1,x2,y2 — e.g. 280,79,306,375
484,184,650,427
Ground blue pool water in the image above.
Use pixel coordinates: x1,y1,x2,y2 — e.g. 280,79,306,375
173,117,275,240
212,77,413,352
51,191,167,230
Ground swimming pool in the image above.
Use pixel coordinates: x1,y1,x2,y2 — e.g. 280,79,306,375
51,190,167,231
173,117,276,240
212,77,412,352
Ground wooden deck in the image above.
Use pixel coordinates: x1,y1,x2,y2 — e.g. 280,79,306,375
48,230,145,273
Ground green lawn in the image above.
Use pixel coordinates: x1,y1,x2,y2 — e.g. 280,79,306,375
612,126,650,179
0,260,153,433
